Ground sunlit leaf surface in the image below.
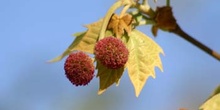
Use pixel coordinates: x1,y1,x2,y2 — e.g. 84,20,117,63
126,29,164,97
200,93,220,110
96,61,125,95
49,19,103,62
200,85,220,110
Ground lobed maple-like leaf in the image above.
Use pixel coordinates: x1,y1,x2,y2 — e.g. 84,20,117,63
96,61,125,95
126,29,164,97
49,19,103,62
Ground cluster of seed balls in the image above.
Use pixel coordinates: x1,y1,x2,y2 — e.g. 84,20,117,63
64,36,129,86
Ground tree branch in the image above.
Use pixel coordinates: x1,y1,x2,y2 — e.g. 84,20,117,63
170,25,220,61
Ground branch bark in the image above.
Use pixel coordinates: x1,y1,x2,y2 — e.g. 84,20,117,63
170,25,220,61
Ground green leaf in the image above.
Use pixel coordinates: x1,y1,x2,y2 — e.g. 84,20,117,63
69,20,102,54
48,32,85,62
49,0,134,62
96,31,128,95
49,19,103,62
126,29,164,97
200,85,220,110
211,85,220,98
96,61,125,95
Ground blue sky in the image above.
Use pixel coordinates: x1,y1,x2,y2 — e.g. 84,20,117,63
1,0,220,110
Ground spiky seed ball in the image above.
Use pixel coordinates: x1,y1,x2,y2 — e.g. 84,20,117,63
64,51,94,86
95,37,129,69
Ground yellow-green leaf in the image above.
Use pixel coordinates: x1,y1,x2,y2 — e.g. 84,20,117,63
70,20,103,54
96,61,125,95
48,32,85,62
49,19,103,62
200,93,220,110
126,29,164,97
200,85,220,110
210,85,220,98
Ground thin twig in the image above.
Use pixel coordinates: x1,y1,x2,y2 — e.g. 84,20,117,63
166,0,170,6
120,4,131,18
170,25,220,61
99,0,123,40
